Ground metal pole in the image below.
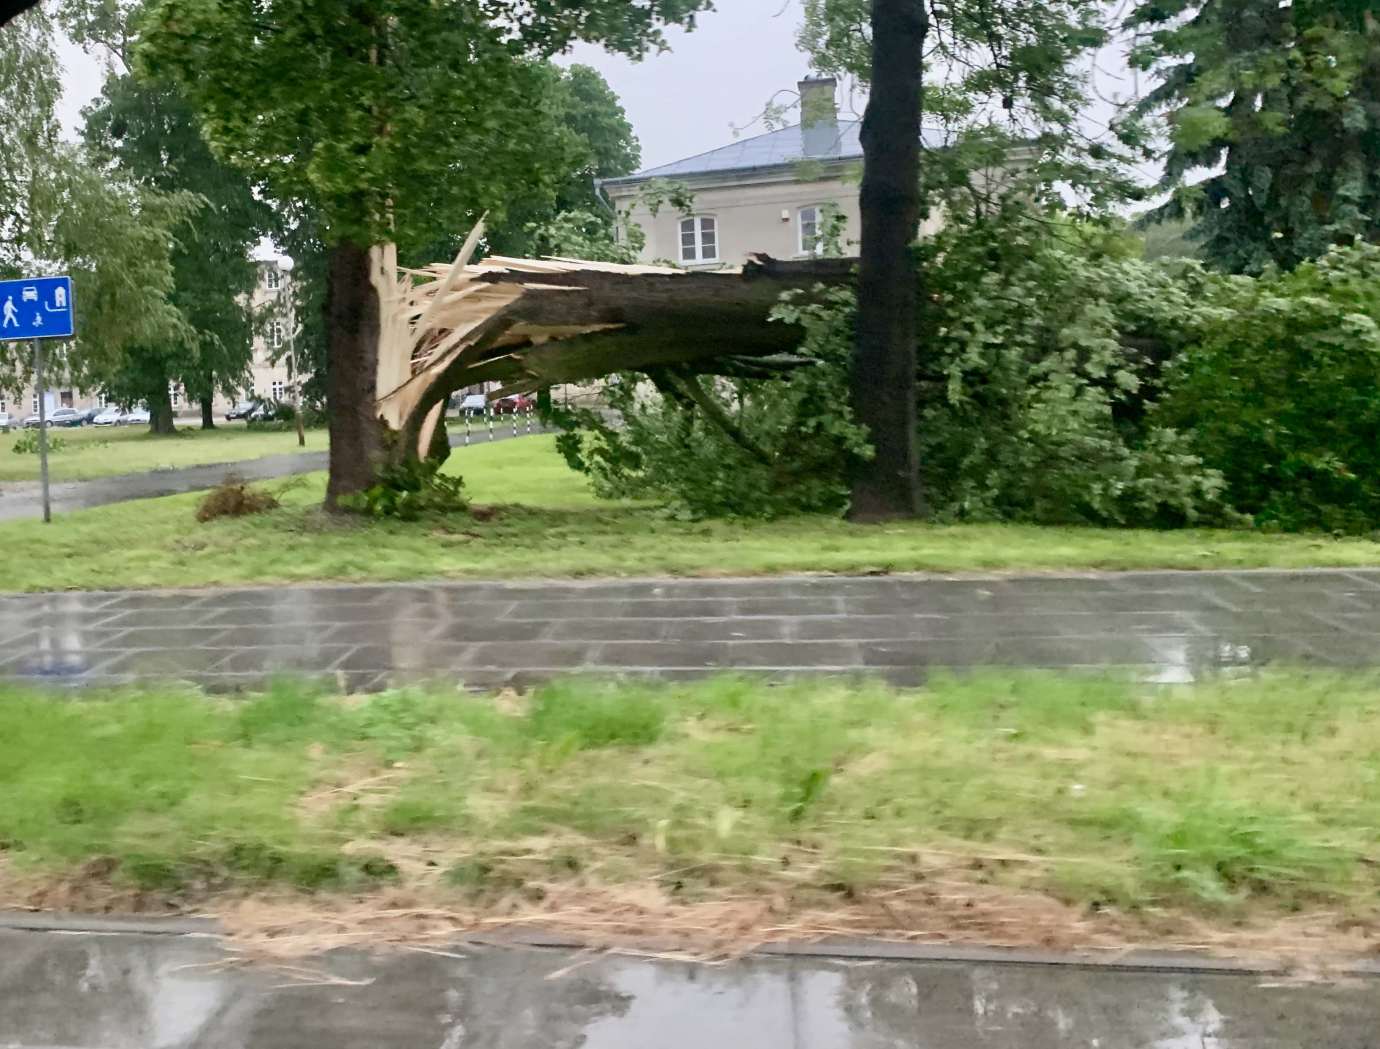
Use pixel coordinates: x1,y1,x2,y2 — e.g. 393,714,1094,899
33,338,50,524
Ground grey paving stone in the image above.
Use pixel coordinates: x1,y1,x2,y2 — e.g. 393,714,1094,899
729,597,846,617
459,641,596,670
858,640,999,667
426,619,554,643
98,607,217,629
545,618,673,642
663,618,795,642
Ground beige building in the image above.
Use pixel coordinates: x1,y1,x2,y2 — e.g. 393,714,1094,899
601,77,943,268
3,260,298,422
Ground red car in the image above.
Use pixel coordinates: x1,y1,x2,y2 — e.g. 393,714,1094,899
491,394,536,414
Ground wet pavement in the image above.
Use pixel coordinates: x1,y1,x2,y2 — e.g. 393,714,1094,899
0,420,539,521
1,925,1377,1048
3,569,1380,691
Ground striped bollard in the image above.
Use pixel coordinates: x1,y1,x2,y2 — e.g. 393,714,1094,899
525,406,533,434
463,411,471,446
487,407,494,441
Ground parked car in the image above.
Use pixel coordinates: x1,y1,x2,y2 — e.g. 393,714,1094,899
458,393,488,417
226,399,278,423
492,394,536,415
0,411,10,433
92,407,124,426
122,407,151,426
23,408,84,428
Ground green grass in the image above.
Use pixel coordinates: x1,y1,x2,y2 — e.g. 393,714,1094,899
2,671,1378,935
0,435,1377,591
0,423,328,483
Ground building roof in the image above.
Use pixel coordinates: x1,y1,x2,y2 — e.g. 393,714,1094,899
603,119,948,188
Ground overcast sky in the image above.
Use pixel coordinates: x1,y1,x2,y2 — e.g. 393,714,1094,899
54,0,1147,186
56,0,824,170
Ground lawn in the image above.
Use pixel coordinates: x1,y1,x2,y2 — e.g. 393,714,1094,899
0,435,1378,591
3,670,1378,956
0,422,328,483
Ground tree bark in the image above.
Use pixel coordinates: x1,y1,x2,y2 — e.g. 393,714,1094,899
200,393,216,430
148,382,176,436
325,240,384,509
848,0,928,520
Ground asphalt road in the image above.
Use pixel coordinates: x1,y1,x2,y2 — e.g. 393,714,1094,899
0,419,540,521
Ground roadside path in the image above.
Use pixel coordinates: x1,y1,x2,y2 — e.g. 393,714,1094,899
2,568,1377,691
0,420,540,521
1,922,1376,1048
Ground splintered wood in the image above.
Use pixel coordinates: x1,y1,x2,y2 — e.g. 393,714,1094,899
373,223,854,458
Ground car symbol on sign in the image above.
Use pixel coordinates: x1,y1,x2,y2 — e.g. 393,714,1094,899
21,287,37,302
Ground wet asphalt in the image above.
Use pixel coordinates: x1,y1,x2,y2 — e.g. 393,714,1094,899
2,926,1377,1048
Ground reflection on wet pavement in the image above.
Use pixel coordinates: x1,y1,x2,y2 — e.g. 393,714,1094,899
1,570,1379,691
1,928,1376,1048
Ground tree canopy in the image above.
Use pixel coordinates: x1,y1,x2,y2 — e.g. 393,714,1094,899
1126,0,1380,274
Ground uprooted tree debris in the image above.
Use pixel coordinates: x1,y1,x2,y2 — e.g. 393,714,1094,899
372,224,855,464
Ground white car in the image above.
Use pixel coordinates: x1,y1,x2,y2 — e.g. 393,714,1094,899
459,393,488,417
0,411,10,433
93,407,124,426
122,407,152,425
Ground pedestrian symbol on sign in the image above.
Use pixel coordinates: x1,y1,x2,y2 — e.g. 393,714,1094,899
2,296,16,329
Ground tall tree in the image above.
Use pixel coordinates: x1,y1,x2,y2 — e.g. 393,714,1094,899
850,0,926,519
1125,0,1380,274
139,0,709,509
798,0,1116,518
0,6,193,405
83,74,269,432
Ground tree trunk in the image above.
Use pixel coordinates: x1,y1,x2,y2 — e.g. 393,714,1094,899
148,382,176,436
200,394,216,430
325,239,384,509
848,0,928,520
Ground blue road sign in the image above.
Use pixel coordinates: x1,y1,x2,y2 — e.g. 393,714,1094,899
0,275,74,341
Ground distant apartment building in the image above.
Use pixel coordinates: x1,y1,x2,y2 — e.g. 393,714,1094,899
6,260,300,421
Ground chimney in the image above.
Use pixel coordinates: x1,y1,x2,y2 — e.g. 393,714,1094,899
798,76,839,158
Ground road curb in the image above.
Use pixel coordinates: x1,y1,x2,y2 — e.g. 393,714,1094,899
3,911,1378,977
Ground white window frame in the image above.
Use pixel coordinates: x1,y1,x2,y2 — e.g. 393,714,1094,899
169,383,182,408
265,267,281,291
679,215,719,264
31,393,38,413
95,392,108,409
798,205,823,255
270,379,286,402
268,321,284,350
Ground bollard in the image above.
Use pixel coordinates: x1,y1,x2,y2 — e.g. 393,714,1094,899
464,411,471,446
487,407,494,441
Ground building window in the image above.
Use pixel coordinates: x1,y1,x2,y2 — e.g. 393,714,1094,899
679,215,718,263
271,379,286,402
94,392,108,409
0,399,5,414
799,206,822,255
169,383,181,408
268,321,284,349
31,393,38,413
266,267,281,291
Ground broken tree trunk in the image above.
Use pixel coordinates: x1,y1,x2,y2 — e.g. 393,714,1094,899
372,224,854,464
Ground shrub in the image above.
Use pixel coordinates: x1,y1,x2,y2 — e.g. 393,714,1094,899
339,458,468,520
11,430,67,455
195,476,280,522
1156,243,1380,532
552,286,871,519
913,205,1227,526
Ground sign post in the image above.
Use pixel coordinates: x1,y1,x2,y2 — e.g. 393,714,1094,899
0,275,75,525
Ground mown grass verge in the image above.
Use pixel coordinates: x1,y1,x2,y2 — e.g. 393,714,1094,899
2,671,1378,955
1,436,1379,591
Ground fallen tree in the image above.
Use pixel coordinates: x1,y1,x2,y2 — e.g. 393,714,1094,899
373,227,855,464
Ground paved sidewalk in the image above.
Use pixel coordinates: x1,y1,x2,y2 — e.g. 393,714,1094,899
2,924,1377,1048
2,569,1379,691
0,422,538,521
